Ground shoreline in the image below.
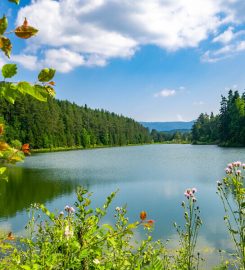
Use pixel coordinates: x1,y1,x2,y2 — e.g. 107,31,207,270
31,141,191,153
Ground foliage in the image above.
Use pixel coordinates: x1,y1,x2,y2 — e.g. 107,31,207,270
191,90,245,146
151,129,191,144
217,161,245,269
0,96,151,149
0,0,56,180
0,187,168,270
174,188,202,270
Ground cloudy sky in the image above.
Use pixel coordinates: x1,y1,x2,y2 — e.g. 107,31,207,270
1,0,245,121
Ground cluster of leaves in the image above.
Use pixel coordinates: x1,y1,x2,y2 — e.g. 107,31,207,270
0,64,56,103
0,7,37,58
0,117,28,180
0,0,56,179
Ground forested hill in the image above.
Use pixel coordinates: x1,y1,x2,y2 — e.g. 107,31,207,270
0,96,151,149
191,90,245,146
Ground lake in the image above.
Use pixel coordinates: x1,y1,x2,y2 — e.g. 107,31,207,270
1,144,244,268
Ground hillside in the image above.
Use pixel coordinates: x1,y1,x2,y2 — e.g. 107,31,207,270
0,97,151,149
140,121,195,132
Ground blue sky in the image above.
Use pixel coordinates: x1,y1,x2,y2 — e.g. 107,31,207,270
1,0,245,121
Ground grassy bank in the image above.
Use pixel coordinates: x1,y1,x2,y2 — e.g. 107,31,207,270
31,141,191,153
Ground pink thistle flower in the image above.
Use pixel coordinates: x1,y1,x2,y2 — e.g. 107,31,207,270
242,163,245,169
192,188,197,194
225,168,231,174
237,161,242,167
236,170,241,176
227,163,233,169
64,205,75,214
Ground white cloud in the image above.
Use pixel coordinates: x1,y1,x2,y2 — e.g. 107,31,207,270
13,0,244,72
213,26,234,44
154,89,176,98
11,54,39,70
202,40,245,62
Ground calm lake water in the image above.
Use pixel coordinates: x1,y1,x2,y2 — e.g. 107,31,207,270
1,144,245,268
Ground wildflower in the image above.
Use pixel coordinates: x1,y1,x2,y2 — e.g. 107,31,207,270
93,259,100,265
184,188,196,198
59,211,64,216
242,163,245,169
236,161,241,167
64,226,73,239
140,211,147,220
236,170,241,176
227,163,233,169
144,219,155,228
217,181,222,186
192,197,197,202
115,207,121,212
225,168,231,174
64,205,75,214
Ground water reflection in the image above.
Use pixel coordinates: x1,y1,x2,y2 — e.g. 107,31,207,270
0,167,76,219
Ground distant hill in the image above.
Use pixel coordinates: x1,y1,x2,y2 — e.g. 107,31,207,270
140,121,195,132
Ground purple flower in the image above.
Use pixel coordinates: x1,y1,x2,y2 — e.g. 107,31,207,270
64,205,75,214
227,163,233,169
236,170,241,176
192,188,197,194
225,168,231,174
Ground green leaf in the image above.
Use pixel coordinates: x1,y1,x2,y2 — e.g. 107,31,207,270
38,68,56,82
1,64,17,79
17,82,47,102
0,16,8,35
8,0,20,4
45,85,56,97
0,37,12,58
0,82,18,104
0,167,6,174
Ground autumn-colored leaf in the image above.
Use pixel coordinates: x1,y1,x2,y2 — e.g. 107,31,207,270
0,141,10,151
7,232,15,240
0,37,12,58
143,220,155,228
15,18,38,39
48,81,55,86
140,211,147,221
22,143,30,155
